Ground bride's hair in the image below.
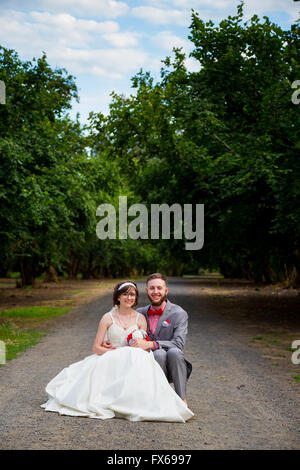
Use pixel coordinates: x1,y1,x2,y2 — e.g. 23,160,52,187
113,281,139,307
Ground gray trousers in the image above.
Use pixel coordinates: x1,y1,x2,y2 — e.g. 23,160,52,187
153,348,187,399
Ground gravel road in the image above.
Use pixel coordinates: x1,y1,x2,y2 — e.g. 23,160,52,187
0,278,299,450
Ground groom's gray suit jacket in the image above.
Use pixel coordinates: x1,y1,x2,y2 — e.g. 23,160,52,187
137,299,192,379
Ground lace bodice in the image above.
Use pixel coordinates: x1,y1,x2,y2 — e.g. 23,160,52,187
106,307,140,348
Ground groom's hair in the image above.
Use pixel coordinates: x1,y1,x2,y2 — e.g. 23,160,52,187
146,273,168,286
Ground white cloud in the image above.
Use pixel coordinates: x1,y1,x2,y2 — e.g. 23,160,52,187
102,31,140,48
30,11,119,34
0,10,122,48
170,0,300,25
131,3,233,26
131,6,190,26
0,0,297,127
242,0,300,24
58,48,148,78
150,0,299,25
151,33,200,72
171,0,231,9
184,56,201,73
152,30,192,51
0,0,129,18
0,9,145,78
40,47,149,80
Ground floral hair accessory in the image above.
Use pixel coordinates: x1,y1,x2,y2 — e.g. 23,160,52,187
127,329,150,345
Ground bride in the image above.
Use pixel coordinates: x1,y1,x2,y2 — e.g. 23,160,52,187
41,281,194,422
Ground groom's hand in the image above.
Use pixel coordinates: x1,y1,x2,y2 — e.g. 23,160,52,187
130,338,153,351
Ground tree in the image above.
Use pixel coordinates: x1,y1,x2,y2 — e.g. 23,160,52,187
0,47,90,285
88,2,300,284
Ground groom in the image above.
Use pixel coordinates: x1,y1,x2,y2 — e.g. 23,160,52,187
131,273,192,405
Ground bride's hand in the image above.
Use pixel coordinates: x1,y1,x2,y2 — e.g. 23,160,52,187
102,340,116,350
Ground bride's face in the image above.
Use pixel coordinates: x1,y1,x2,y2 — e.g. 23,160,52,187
118,287,136,308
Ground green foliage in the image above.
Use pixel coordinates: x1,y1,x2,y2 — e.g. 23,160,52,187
186,2,300,282
0,46,88,284
1,2,299,285
0,321,46,362
0,306,71,321
0,306,74,363
88,2,300,283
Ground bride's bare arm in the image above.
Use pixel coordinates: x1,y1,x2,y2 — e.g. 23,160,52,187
92,313,116,355
138,314,148,332
132,314,155,351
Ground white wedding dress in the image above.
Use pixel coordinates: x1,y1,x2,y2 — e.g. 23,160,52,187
41,308,194,422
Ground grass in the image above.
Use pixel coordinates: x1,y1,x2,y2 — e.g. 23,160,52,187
250,336,300,381
250,335,283,346
0,306,72,365
250,336,266,342
0,322,46,363
183,270,224,278
62,290,83,295
268,339,281,344
0,306,71,322
286,346,298,352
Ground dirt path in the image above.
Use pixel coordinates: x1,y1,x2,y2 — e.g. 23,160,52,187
0,278,299,450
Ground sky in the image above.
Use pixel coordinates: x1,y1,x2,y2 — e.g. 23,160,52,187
0,0,299,125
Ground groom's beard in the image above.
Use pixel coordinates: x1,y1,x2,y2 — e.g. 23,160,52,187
147,293,167,307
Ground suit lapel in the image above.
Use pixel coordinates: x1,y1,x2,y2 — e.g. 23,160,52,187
141,305,152,337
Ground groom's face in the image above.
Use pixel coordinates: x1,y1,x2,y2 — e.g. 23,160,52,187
146,279,168,307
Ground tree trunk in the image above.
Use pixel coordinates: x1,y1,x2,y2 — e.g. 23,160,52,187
44,265,58,282
19,257,36,287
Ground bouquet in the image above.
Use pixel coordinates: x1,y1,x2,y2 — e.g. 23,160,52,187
127,329,150,346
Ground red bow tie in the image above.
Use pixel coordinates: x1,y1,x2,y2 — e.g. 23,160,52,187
148,306,164,316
